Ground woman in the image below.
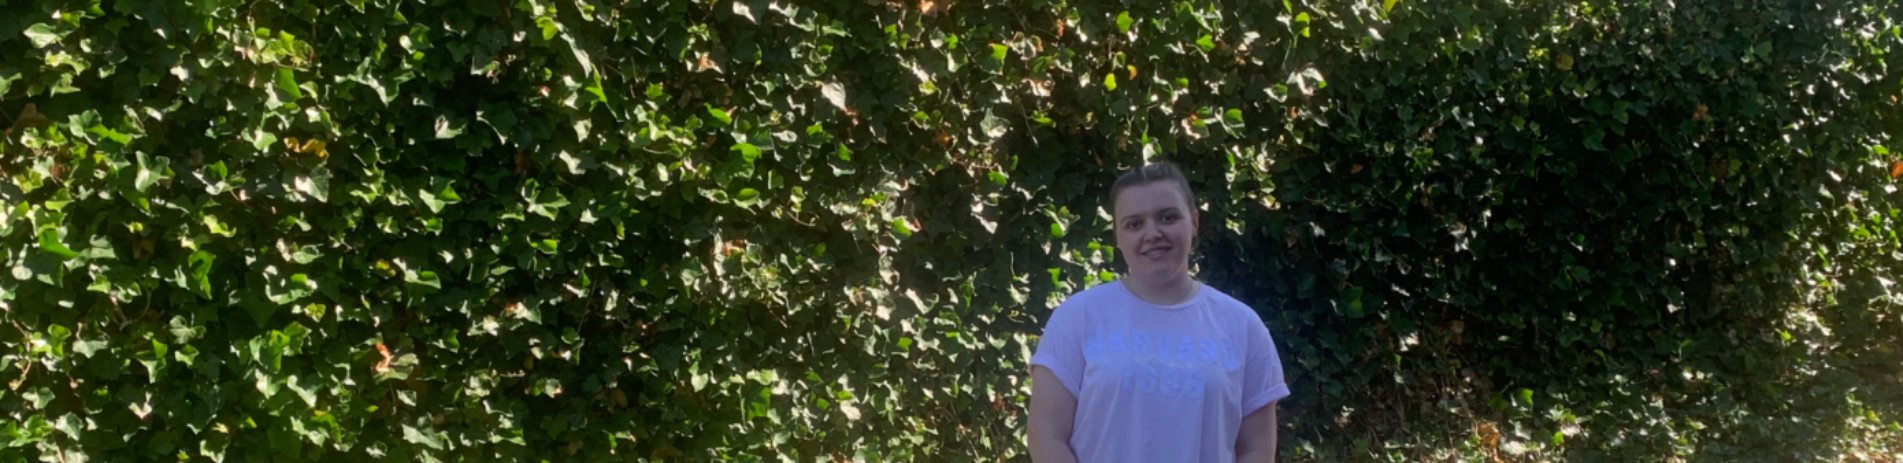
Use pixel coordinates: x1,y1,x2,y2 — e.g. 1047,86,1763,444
1029,162,1288,462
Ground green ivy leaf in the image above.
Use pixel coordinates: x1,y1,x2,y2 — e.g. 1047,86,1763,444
303,167,331,203
73,338,109,358
0,70,18,95
1342,286,1366,318
200,429,230,463
529,188,569,219
706,105,733,127
275,68,303,101
822,82,848,110
418,180,460,213
735,188,761,208
891,219,913,239
732,0,756,22
54,414,82,440
137,339,169,383
537,16,560,40
1116,12,1134,33
406,270,441,289
434,116,465,139
733,143,762,164
539,415,569,438
1224,108,1245,128
269,424,305,457
250,129,279,151
188,250,215,299
24,24,62,48
37,228,78,260
981,112,1008,139
403,424,445,450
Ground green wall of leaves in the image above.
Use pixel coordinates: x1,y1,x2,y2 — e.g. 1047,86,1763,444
1,0,1900,460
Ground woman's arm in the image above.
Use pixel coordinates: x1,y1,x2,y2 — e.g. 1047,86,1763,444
1028,365,1080,463
1235,401,1279,463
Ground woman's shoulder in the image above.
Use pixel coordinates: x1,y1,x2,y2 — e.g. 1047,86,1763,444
1056,281,1129,311
1041,282,1125,330
1198,284,1269,322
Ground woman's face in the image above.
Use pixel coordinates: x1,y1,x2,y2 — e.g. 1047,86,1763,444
1113,182,1198,283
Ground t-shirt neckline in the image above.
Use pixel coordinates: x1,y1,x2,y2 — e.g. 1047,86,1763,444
1116,280,1206,311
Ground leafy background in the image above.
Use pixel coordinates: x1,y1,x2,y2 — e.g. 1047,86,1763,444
1,0,1901,461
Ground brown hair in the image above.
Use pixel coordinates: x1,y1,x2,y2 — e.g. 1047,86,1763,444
1109,162,1196,214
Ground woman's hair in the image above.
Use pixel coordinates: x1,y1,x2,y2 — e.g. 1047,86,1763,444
1109,162,1196,213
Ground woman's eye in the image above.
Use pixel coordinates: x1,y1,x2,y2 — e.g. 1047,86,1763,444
1125,221,1142,230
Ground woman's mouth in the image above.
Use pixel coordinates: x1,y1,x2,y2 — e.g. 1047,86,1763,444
1142,246,1171,259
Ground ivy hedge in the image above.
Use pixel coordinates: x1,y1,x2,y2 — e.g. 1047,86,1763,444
1,0,1900,461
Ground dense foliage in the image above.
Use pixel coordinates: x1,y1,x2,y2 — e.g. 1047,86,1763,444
0,0,1899,461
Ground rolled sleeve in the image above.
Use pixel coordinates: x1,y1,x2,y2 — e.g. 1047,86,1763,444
1030,304,1088,398
1240,320,1290,415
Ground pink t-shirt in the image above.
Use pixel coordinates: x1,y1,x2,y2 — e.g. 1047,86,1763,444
1031,281,1289,463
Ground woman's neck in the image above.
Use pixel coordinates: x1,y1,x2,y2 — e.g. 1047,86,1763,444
1123,271,1199,306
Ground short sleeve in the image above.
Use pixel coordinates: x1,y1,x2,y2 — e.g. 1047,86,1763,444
1240,317,1289,416
1029,302,1088,398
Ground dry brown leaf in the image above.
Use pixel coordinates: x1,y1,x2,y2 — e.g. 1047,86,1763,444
374,342,394,373
718,239,747,256
1477,421,1500,450
12,103,49,129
